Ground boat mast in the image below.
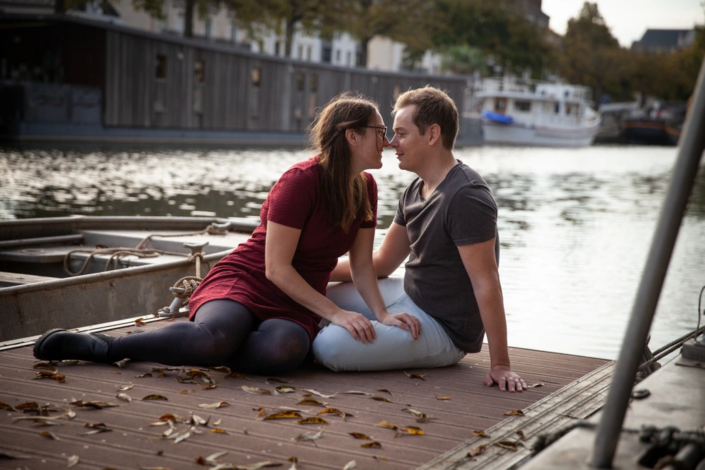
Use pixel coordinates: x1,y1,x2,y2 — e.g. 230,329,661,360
590,57,705,468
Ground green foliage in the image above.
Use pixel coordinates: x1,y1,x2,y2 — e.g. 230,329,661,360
441,45,487,75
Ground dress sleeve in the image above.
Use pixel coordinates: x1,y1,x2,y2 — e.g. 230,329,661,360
360,172,378,229
266,167,317,230
447,186,497,246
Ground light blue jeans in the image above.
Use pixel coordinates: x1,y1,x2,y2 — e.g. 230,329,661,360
312,277,466,372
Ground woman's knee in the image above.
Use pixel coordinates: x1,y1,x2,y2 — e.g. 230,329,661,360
312,326,356,371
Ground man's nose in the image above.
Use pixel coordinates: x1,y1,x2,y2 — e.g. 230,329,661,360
388,135,398,147
383,135,391,148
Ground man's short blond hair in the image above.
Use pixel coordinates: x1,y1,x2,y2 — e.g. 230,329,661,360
393,86,459,150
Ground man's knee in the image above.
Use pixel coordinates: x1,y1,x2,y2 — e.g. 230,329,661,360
312,326,357,372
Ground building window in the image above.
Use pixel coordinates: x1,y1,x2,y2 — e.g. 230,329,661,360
296,72,305,92
346,51,351,66
335,49,341,63
193,60,205,114
306,46,312,61
494,97,507,113
514,101,531,112
275,42,281,56
154,54,167,113
322,41,332,63
251,67,261,87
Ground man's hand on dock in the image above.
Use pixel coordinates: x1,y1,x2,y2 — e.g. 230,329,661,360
484,366,527,393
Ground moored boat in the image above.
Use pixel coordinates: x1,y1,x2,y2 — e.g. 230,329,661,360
478,78,601,147
0,216,258,343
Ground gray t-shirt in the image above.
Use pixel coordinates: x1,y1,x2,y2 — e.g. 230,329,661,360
394,161,499,353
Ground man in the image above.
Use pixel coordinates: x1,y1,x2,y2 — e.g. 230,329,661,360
312,86,526,393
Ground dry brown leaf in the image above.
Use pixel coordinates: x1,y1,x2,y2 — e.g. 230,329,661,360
266,377,291,384
159,413,178,422
295,427,325,444
70,400,119,409
298,417,329,425
342,461,356,470
152,368,166,378
287,456,298,470
296,399,327,407
32,362,58,372
83,422,113,435
40,431,60,440
210,366,232,374
118,384,134,391
33,371,65,383
211,428,229,434
361,441,381,448
375,420,399,430
371,397,392,403
262,411,302,420
275,385,297,394
516,430,525,440
142,394,168,401
242,385,271,395
317,407,350,419
226,371,252,380
402,426,424,435
179,389,196,394
134,317,147,326
15,401,39,411
116,393,132,403
199,401,229,409
349,432,371,440
502,410,524,416
114,358,131,369
342,390,373,396
373,456,388,462
254,407,266,417
403,371,426,380
435,396,452,400
493,441,519,452
135,373,153,378
472,430,490,438
0,401,15,411
376,389,395,396
178,368,216,388
67,454,79,467
468,445,487,457
189,414,209,426
301,388,338,399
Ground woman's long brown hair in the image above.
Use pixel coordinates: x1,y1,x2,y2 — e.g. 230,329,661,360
308,93,377,232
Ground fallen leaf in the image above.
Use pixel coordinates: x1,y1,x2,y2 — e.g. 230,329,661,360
179,389,196,394
317,407,350,419
135,373,153,378
116,393,132,403
67,454,79,467
118,384,134,391
152,368,166,378
296,399,327,407
516,430,525,440
266,377,291,384
242,386,271,395
403,371,426,380
375,421,398,430
210,366,232,374
70,400,119,409
33,371,65,383
82,422,113,435
435,396,452,400
473,430,491,438
361,441,382,448
0,401,15,411
343,461,356,470
262,411,302,420
298,417,329,425
342,391,373,396
254,407,266,417
30,419,62,426
40,431,60,440
205,451,229,465
275,385,296,394
32,362,58,372
226,371,252,380
142,395,168,401
349,432,371,440
178,368,216,389
134,317,147,326
199,401,229,409
295,427,325,443
67,408,76,419
373,456,388,462
468,445,487,457
371,397,392,403
13,415,65,423
214,418,222,426
287,456,298,470
211,429,229,434
401,426,424,435
376,389,395,397
15,402,39,412
159,414,179,423
114,359,131,369
527,383,545,388
494,441,519,452
502,410,525,416
301,388,338,399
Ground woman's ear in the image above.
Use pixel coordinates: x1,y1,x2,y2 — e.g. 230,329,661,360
345,128,359,147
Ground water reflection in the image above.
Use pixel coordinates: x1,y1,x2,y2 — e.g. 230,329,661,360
1,144,704,361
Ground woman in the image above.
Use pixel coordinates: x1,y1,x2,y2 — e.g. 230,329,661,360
33,94,420,375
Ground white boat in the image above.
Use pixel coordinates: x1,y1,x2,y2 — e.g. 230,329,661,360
477,78,601,147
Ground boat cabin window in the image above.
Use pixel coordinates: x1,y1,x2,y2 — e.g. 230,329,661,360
554,102,560,114
566,103,579,116
514,101,531,112
494,98,507,113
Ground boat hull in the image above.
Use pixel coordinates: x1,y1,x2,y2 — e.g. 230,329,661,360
482,121,598,147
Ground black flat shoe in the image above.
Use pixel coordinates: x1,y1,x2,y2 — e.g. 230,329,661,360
33,328,115,363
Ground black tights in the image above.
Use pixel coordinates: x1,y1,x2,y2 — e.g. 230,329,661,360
107,300,310,375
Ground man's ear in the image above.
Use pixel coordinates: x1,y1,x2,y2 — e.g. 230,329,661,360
427,124,442,146
345,128,359,147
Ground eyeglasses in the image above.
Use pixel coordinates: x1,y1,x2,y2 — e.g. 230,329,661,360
362,126,388,140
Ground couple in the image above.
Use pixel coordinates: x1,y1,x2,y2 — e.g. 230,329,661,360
34,86,526,393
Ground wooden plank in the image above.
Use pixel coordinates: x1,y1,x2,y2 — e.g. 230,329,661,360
0,272,59,286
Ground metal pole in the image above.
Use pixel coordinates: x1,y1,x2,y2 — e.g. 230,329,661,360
589,57,705,468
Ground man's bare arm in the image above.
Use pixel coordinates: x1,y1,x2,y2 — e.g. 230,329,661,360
457,239,527,393
329,222,411,282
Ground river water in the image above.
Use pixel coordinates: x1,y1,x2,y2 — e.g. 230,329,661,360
2,144,704,360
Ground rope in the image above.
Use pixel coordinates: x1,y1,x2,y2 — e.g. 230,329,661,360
135,224,227,250
171,276,202,300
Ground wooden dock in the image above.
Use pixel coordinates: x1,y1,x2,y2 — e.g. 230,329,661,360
0,318,611,469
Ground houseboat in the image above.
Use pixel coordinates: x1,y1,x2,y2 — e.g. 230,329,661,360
478,78,601,147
